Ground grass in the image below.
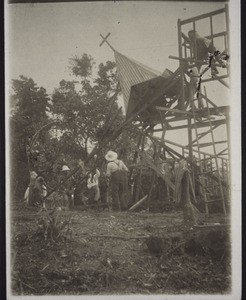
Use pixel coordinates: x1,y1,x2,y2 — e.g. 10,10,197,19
10,202,231,295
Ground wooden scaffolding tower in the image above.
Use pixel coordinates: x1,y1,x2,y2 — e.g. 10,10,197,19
45,6,230,218
174,4,230,215
123,5,231,215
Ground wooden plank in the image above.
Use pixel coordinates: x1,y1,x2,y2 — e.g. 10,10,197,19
181,32,191,43
202,74,229,84
169,55,223,68
134,136,145,202
129,195,148,212
187,116,193,163
225,4,230,60
167,119,226,130
161,138,228,159
178,18,186,110
191,125,219,145
199,93,220,110
204,31,227,40
155,106,192,115
193,140,227,148
211,74,230,88
152,106,229,125
165,148,177,159
217,148,228,156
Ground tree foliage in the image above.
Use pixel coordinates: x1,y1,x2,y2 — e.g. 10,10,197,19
69,54,95,78
9,54,139,201
50,55,123,161
10,76,50,198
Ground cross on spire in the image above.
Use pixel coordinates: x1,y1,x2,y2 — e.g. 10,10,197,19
99,33,115,52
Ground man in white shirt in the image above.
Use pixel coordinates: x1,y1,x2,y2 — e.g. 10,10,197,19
105,150,129,211
87,168,101,202
60,165,75,209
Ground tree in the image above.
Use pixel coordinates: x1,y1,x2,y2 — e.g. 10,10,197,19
10,76,50,200
50,55,123,163
69,54,95,79
9,55,139,203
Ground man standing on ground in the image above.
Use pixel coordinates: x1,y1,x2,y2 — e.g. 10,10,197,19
60,165,75,209
105,150,129,211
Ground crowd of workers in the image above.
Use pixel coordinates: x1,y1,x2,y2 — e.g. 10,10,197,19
24,150,130,212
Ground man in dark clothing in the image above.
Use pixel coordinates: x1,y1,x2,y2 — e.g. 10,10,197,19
188,30,229,75
105,151,129,211
188,30,219,75
188,30,216,61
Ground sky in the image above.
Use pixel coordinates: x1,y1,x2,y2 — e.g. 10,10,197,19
6,1,228,93
5,1,240,152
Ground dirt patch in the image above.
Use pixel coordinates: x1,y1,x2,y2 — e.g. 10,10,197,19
10,204,231,295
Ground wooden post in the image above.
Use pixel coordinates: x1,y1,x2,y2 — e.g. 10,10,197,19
160,124,170,203
188,116,194,185
177,19,185,110
134,135,145,203
182,170,197,225
225,111,231,202
147,171,156,211
225,4,230,53
193,21,197,60
225,112,231,162
210,16,214,53
129,195,148,212
178,18,194,191
147,139,158,210
129,134,142,180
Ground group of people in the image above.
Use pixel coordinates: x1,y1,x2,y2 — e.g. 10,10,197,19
24,150,130,212
82,150,130,211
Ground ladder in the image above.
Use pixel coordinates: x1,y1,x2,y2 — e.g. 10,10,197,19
190,97,227,216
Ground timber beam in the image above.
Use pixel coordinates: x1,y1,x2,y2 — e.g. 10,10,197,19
152,106,229,126
156,119,226,131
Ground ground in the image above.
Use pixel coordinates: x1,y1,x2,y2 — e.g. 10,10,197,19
10,203,231,296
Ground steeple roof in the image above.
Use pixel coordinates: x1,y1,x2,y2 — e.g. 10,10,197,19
114,50,161,110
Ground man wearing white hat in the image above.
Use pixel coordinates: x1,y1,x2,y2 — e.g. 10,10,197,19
62,165,70,172
105,151,129,211
60,165,75,209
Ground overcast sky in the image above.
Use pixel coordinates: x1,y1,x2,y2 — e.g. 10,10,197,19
5,1,240,152
6,1,228,93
